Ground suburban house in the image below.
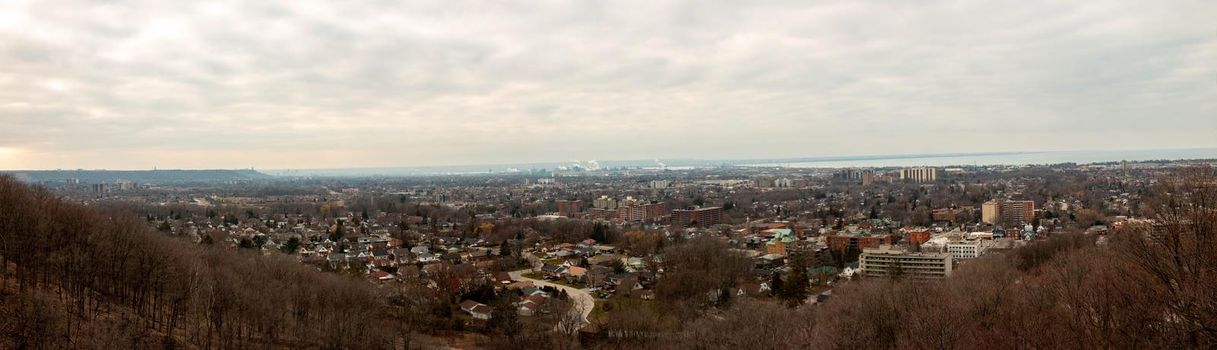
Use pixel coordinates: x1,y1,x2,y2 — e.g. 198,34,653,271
460,300,493,320
565,266,588,283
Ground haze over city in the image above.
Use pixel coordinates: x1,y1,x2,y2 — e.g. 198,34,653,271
2,0,1215,170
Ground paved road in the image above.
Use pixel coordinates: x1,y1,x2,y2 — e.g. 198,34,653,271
508,269,594,326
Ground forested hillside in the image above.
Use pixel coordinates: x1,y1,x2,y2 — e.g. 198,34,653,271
0,175,391,349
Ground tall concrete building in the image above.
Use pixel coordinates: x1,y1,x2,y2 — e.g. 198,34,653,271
899,167,939,182
982,199,1036,225
860,245,953,279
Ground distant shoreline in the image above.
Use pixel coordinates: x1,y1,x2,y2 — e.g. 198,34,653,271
264,148,1217,176
5,148,1216,176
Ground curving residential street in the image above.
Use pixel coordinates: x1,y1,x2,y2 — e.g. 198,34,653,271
509,269,594,325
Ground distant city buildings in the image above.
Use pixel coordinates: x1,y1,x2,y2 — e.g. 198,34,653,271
649,180,671,189
836,169,879,185
592,195,618,209
118,181,135,191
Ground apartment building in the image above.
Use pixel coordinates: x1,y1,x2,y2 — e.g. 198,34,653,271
860,245,953,279
982,199,1036,225
899,167,939,182
945,240,985,260
670,206,723,227
556,200,582,217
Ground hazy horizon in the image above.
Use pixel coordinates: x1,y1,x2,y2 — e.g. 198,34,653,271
6,147,1217,173
2,1,1215,170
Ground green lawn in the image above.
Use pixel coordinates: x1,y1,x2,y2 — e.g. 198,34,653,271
589,300,607,321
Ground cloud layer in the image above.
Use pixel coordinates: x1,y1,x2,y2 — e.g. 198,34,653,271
1,0,1214,169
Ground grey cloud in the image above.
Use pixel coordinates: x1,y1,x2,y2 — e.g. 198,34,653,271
0,0,1213,169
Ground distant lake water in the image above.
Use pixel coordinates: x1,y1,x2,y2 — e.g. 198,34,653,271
740,148,1217,168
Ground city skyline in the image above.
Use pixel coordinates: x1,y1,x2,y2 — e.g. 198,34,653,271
2,0,1215,170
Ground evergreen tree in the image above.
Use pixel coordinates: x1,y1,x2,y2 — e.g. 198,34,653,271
769,272,783,297
717,284,734,308
281,237,301,254
780,253,810,307
487,296,522,338
329,220,345,242
591,222,609,243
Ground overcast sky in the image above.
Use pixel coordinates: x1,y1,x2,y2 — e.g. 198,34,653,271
1,0,1214,170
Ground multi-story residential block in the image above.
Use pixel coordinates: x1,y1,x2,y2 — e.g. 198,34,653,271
827,233,894,254
592,195,618,209
899,167,938,182
931,208,957,222
617,200,668,223
670,206,722,227
946,240,985,260
861,172,875,186
860,245,953,279
982,199,1035,225
905,229,932,246
557,200,582,217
